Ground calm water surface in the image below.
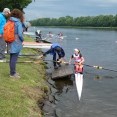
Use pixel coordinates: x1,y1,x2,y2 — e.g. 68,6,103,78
29,27,117,117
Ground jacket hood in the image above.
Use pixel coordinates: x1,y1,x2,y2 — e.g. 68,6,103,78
0,12,5,17
10,17,20,22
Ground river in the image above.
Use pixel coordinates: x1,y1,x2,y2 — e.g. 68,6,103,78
29,27,117,117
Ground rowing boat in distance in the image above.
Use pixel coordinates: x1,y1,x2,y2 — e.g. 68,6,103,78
41,38,52,43
23,41,52,49
35,38,52,43
23,32,35,36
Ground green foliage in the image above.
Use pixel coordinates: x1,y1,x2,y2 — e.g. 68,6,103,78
30,14,117,27
0,36,47,117
0,0,32,12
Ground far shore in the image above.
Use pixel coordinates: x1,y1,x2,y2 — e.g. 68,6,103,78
30,26,117,30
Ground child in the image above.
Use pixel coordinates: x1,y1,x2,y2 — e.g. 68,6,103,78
69,48,85,74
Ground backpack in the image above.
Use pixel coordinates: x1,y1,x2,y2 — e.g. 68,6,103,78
3,20,15,43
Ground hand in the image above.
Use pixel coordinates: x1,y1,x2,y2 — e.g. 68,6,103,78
68,62,71,64
79,62,82,65
36,55,43,59
57,60,61,63
59,58,64,62
0,34,2,38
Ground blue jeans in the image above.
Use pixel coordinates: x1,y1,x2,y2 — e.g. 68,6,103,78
10,52,19,75
53,54,61,67
0,36,6,58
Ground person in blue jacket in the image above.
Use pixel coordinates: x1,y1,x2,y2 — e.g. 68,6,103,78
37,43,65,69
0,8,10,59
7,9,24,78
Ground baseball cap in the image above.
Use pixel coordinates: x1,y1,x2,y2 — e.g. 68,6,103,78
74,48,79,52
3,8,10,14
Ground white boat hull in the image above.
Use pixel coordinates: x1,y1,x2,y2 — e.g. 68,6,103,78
75,73,83,100
22,41,52,49
23,32,35,36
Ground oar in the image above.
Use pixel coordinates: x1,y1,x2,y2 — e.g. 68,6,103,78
5,52,40,56
57,61,117,72
43,59,66,63
0,60,41,64
84,64,117,72
0,58,62,63
16,61,41,63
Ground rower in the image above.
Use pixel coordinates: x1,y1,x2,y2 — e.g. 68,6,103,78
58,32,63,37
35,30,42,42
69,48,85,74
49,31,52,34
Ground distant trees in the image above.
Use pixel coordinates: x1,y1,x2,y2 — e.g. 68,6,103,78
30,15,117,27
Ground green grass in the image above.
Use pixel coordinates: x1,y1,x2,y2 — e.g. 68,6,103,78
0,35,48,117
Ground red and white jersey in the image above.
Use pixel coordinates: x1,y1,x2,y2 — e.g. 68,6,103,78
73,53,82,63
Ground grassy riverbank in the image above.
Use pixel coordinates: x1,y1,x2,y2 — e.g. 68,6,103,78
0,36,48,117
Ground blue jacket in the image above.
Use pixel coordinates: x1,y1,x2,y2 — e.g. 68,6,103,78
43,43,65,57
8,17,24,53
0,13,6,34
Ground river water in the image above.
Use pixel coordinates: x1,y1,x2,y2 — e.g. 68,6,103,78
29,27,117,117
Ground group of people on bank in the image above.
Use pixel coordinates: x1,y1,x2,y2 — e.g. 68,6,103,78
0,8,25,78
0,8,84,79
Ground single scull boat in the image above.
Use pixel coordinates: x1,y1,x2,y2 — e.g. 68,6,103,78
75,73,83,100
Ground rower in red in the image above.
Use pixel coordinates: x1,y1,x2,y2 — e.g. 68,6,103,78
69,48,85,74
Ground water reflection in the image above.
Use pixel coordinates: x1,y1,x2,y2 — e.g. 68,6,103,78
53,76,73,95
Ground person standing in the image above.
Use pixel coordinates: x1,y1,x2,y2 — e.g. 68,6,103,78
0,8,10,59
37,43,65,69
69,48,85,74
8,9,24,78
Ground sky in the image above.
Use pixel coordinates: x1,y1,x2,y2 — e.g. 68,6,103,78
24,0,117,21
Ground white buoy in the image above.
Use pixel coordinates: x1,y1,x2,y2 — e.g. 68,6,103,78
76,38,79,40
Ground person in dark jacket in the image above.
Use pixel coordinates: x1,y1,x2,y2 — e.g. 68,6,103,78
37,43,65,69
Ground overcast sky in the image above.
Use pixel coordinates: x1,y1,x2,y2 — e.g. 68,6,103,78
24,0,117,21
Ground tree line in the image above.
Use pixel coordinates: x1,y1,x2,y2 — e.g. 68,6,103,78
0,1,117,27
30,15,117,27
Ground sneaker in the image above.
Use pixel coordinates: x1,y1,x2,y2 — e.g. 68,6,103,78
16,73,20,76
10,73,21,78
54,66,58,69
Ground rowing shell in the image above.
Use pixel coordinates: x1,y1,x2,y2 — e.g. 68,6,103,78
75,73,83,100
23,41,52,49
